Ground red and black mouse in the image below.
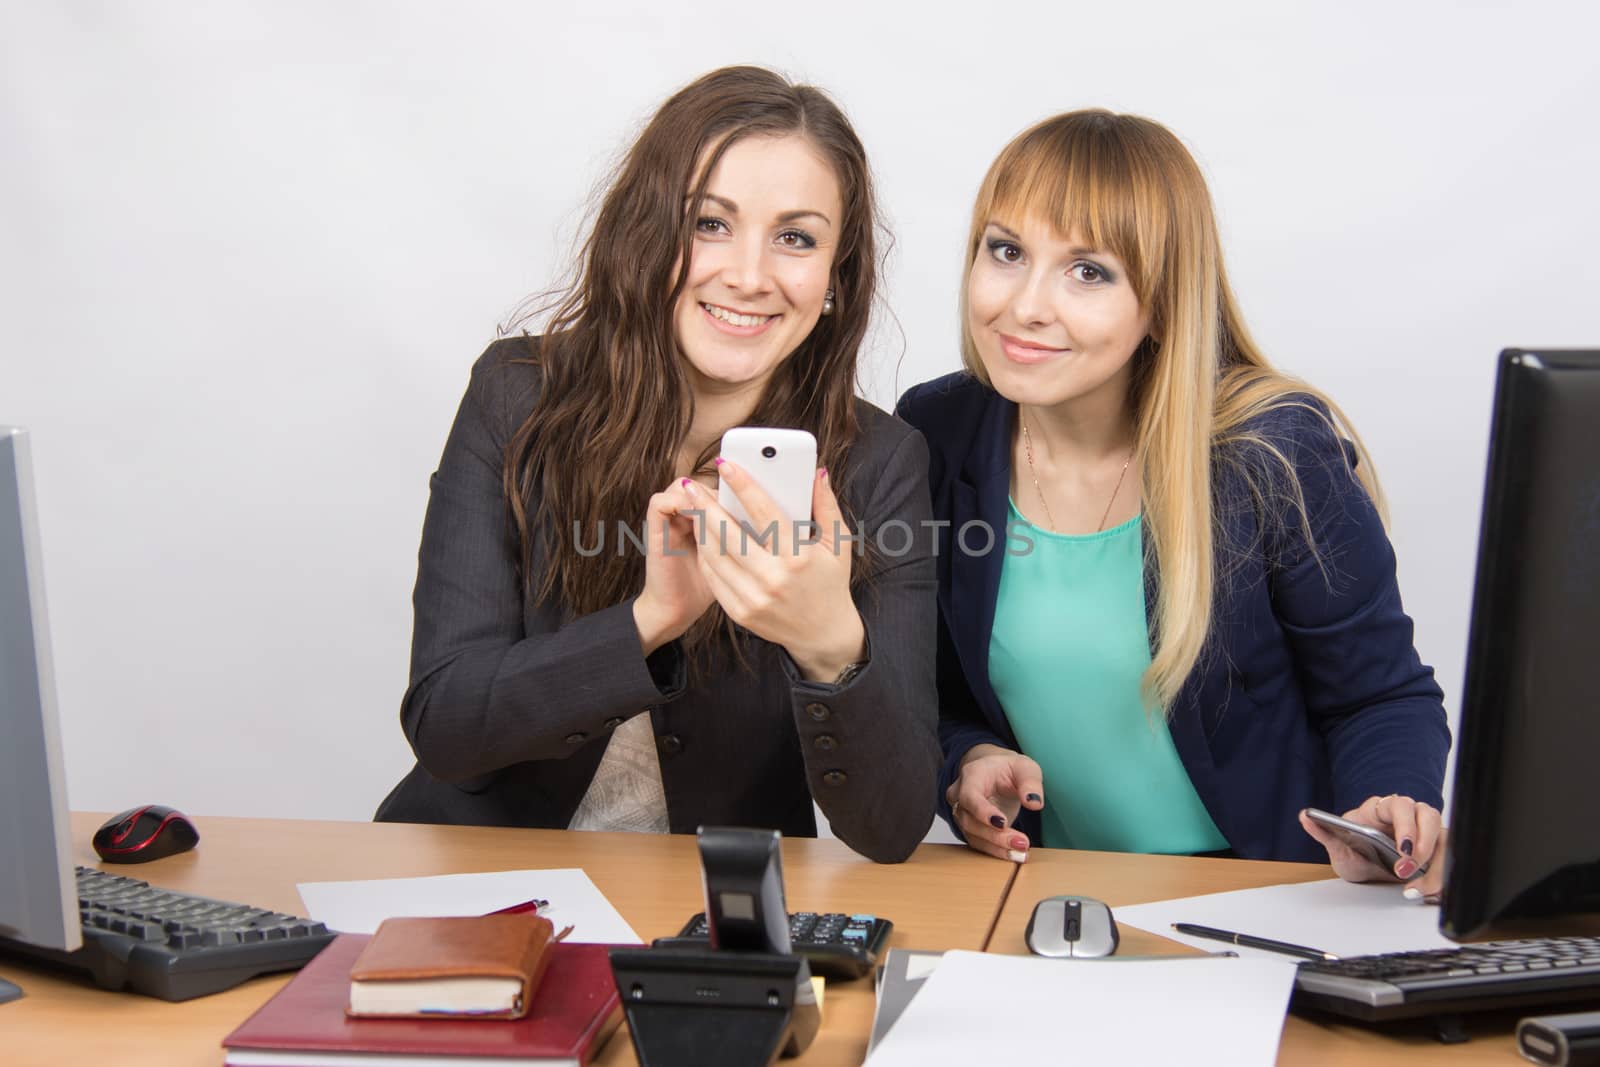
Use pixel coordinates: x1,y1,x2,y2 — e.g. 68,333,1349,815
92,804,200,863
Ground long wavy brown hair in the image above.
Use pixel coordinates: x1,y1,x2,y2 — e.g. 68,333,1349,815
503,66,882,652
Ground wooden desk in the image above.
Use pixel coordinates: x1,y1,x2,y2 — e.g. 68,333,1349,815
6,817,1557,1065
990,847,1537,1064
2,814,1012,1067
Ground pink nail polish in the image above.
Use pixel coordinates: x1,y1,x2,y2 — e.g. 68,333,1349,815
1010,836,1028,851
819,467,828,479
713,457,725,467
681,478,692,488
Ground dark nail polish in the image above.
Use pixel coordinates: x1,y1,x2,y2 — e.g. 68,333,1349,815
989,815,1005,829
1401,838,1414,855
1026,793,1042,804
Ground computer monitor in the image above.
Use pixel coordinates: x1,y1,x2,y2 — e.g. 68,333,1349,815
1442,349,1600,939
0,427,80,960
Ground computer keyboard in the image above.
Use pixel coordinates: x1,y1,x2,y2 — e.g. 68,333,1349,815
1293,936,1600,1022
657,911,892,980
0,866,336,1001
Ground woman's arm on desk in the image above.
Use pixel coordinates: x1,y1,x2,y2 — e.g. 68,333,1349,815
1259,404,1451,887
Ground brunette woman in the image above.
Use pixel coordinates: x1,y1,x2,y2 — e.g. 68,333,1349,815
377,67,939,862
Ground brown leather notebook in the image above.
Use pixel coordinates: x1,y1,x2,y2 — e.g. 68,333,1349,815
347,914,555,1019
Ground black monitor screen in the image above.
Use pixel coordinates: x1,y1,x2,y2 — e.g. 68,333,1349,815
1442,349,1600,939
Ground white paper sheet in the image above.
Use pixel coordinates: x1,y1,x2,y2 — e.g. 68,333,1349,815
1115,878,1456,961
864,950,1296,1066
296,868,641,943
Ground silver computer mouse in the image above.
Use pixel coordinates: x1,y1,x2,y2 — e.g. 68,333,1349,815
1025,895,1120,958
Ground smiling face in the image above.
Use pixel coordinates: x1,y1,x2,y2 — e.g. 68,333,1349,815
673,134,844,399
966,216,1151,414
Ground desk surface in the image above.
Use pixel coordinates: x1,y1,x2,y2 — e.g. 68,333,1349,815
993,847,1536,1065
4,814,1012,1067
2,815,1537,1065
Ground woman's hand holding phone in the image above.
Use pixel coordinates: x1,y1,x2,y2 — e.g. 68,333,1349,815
1299,795,1447,900
633,477,715,655
681,460,864,682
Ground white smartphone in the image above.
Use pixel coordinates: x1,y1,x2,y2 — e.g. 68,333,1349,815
1304,807,1426,880
717,427,817,528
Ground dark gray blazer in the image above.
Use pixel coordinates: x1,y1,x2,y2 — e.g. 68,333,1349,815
375,339,941,862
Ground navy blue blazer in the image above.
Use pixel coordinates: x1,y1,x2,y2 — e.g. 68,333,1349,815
895,372,1451,862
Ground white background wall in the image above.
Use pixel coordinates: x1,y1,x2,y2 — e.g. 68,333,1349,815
3,2,1596,832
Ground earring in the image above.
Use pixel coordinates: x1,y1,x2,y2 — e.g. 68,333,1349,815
821,288,835,316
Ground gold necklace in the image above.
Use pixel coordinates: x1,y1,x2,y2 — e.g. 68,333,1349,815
1020,411,1135,534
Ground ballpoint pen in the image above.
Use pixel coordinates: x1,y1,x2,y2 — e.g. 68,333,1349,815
1171,923,1340,962
489,898,549,916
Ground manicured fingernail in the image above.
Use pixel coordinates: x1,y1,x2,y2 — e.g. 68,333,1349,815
714,457,725,466
1400,838,1414,855
1026,793,1042,804
1396,859,1418,879
681,478,692,488
1010,836,1028,851
1007,849,1028,864
1402,886,1423,901
989,815,1005,829
819,467,828,479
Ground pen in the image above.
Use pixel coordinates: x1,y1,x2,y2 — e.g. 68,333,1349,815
1171,923,1340,961
489,898,549,916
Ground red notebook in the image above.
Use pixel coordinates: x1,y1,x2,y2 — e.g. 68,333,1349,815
222,934,622,1066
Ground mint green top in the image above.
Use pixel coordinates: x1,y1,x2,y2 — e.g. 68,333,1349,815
988,503,1228,854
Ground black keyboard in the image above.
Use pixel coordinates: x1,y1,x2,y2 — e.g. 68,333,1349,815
1293,936,1600,1022
657,911,892,980
0,866,336,1001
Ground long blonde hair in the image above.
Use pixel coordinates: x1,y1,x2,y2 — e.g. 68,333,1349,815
959,110,1385,713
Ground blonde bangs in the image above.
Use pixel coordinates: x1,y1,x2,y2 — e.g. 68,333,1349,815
960,112,1168,382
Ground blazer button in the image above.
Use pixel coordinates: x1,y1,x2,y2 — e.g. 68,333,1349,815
805,702,830,722
814,734,837,752
821,770,847,787
658,734,684,756
603,717,626,730
564,732,587,745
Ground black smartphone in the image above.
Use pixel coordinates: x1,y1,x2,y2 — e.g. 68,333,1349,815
1303,807,1425,880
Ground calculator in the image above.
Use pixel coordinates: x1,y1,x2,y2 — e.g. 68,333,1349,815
658,911,893,980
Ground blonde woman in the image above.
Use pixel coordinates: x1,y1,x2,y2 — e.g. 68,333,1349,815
896,111,1450,892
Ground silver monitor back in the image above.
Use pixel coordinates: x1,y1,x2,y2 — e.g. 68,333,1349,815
0,427,79,951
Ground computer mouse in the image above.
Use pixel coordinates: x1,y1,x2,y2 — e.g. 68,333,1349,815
92,804,200,863
1025,895,1119,958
